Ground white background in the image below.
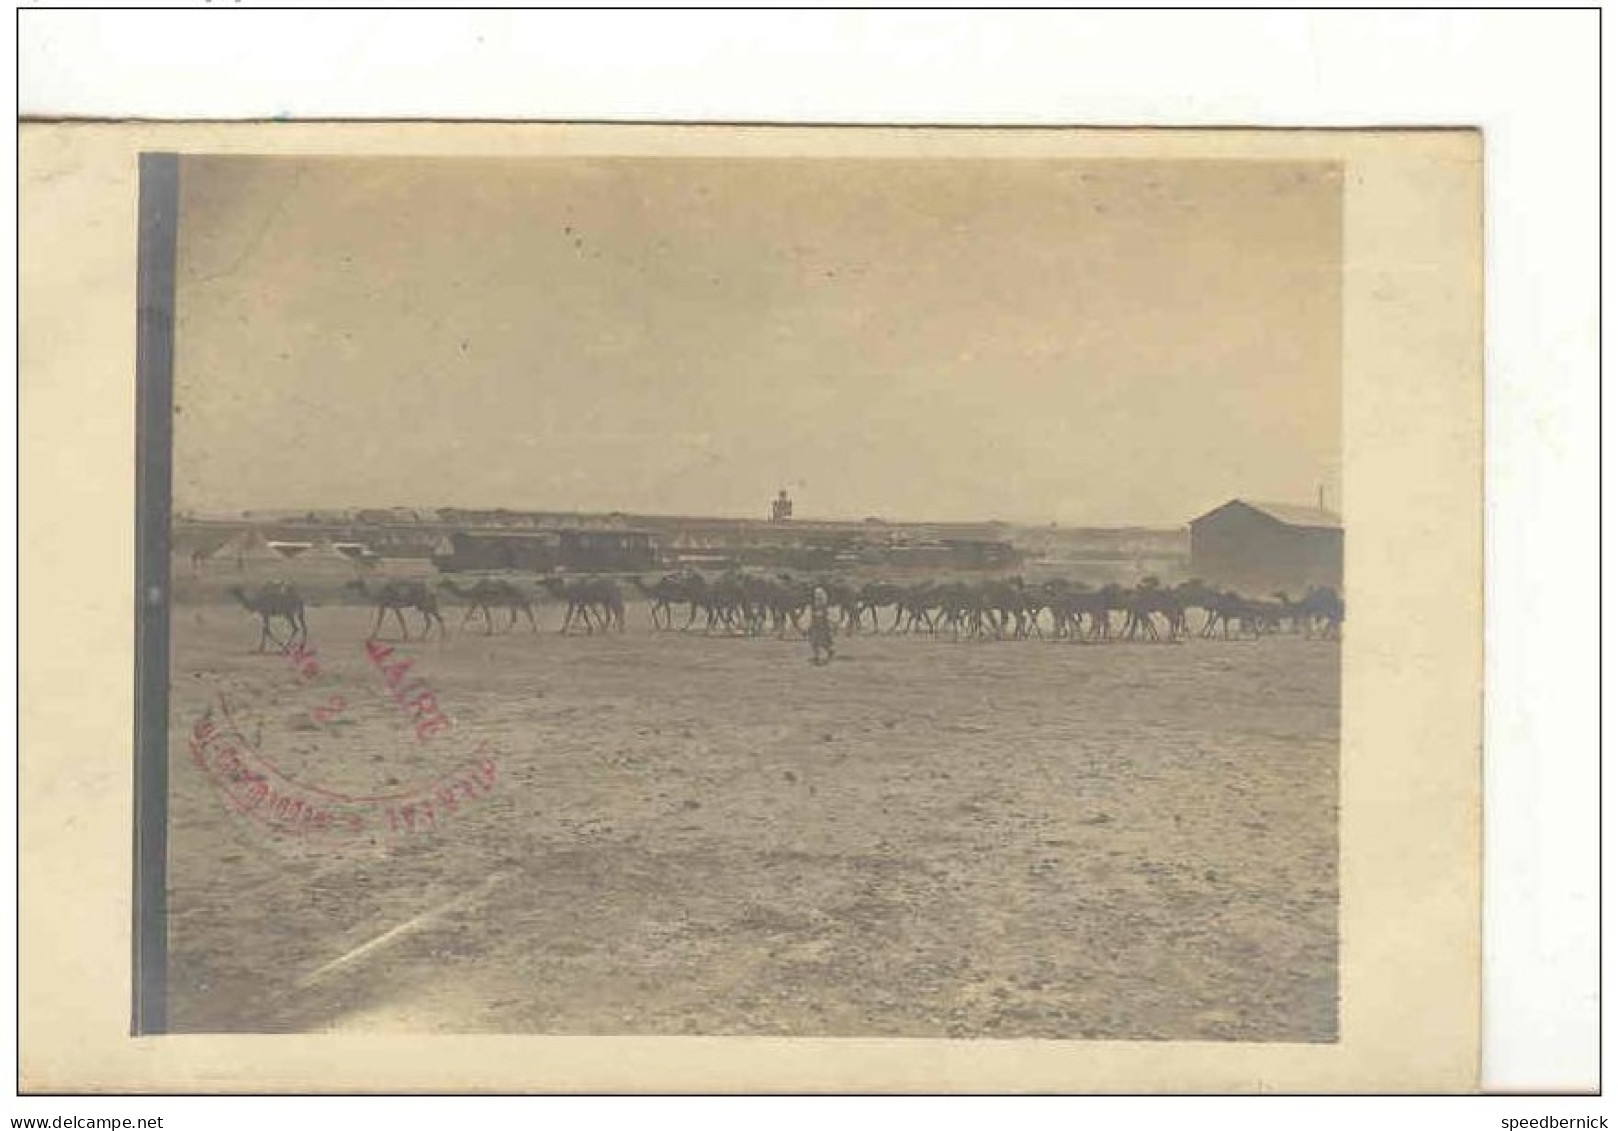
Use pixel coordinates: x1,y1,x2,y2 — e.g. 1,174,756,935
9,6,1603,1125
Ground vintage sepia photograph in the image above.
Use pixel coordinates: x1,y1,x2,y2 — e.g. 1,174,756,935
147,148,1347,1042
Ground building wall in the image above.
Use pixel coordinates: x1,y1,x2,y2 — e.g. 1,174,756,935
1190,510,1342,595
557,531,658,572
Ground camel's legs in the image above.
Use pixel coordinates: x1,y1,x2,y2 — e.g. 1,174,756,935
393,605,411,641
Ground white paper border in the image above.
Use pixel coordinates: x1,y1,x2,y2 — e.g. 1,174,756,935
12,4,1601,1103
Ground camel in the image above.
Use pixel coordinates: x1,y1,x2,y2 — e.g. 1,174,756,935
1241,598,1284,636
1267,592,1308,635
981,577,1040,640
813,577,862,635
1163,581,1246,639
227,582,308,652
930,581,990,642
738,572,780,636
538,576,626,635
1299,586,1345,638
1019,581,1110,643
1171,580,1220,637
852,581,906,633
630,574,690,631
1119,578,1188,642
696,570,750,635
761,575,813,637
671,572,712,631
894,581,940,635
1075,584,1130,641
1034,579,1091,641
725,573,814,638
439,578,539,634
346,578,446,640
630,571,713,631
1197,589,1265,639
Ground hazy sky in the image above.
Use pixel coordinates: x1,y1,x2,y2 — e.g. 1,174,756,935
173,155,1341,526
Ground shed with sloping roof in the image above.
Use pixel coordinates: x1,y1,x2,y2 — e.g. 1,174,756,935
1188,499,1342,595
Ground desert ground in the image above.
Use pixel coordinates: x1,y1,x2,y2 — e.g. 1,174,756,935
166,569,1339,1041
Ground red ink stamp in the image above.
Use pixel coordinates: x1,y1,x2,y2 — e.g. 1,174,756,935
186,638,498,841
364,640,455,742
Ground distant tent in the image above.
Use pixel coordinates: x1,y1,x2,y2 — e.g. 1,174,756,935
332,542,383,567
219,529,287,566
266,541,314,560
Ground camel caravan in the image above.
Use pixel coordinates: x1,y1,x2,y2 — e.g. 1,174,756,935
223,569,1344,651
626,570,1343,643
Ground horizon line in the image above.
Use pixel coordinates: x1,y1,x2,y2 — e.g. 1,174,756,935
174,504,1203,532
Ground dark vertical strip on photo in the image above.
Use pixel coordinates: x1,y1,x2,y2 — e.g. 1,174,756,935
132,153,179,1036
